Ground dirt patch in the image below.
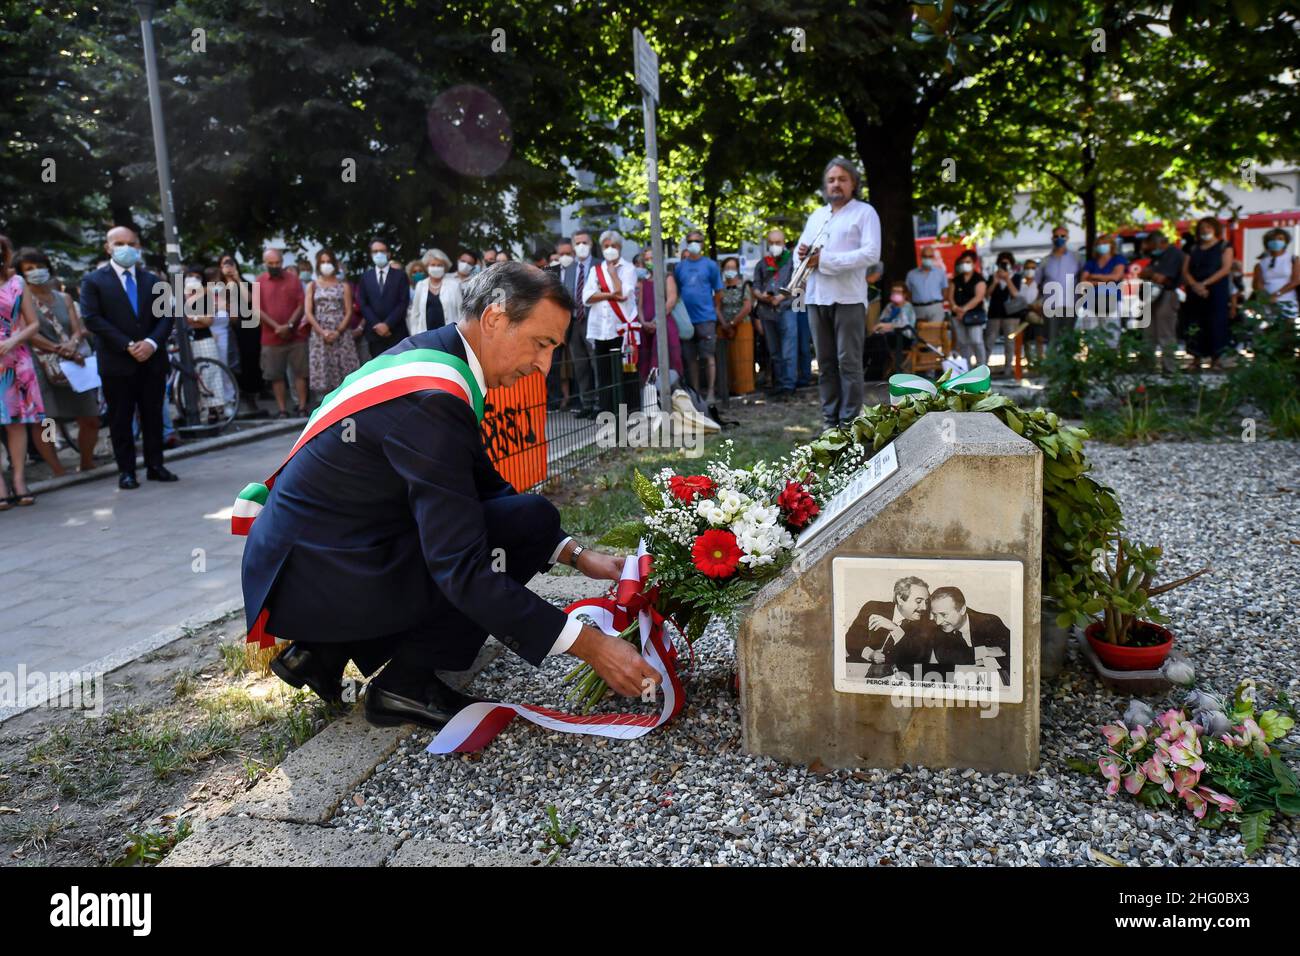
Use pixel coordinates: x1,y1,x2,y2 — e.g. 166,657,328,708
0,616,342,866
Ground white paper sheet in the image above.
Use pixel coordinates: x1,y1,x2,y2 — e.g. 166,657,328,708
59,355,101,393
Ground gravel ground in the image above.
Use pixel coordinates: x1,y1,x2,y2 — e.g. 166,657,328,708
334,439,1300,866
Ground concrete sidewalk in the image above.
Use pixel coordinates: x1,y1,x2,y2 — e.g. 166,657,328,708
0,429,295,692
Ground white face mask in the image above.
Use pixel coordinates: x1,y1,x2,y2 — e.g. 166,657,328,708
429,266,446,278
457,261,473,275
1023,268,1036,279
602,246,620,262
958,262,974,274
768,243,784,256
184,279,203,292
686,241,703,255
558,254,574,269
318,262,335,276
574,242,591,259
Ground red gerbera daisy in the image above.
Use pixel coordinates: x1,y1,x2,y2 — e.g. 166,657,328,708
691,529,742,578
669,474,716,502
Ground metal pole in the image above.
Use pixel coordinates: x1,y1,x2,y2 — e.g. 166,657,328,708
136,0,199,426
642,94,672,414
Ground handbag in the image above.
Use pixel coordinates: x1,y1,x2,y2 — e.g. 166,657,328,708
671,299,694,340
961,305,987,327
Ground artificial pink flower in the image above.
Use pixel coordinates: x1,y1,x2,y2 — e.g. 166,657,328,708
1123,771,1146,795
1181,788,1208,819
1157,709,1185,734
1099,756,1123,796
1173,767,1201,795
1101,724,1129,748
1197,787,1239,812
1126,724,1149,753
1141,757,1173,792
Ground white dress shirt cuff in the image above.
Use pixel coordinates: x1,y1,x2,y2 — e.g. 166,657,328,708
548,535,573,568
548,613,583,657
144,338,158,351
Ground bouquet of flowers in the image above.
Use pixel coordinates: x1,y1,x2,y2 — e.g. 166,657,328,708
566,442,872,712
1088,678,1298,856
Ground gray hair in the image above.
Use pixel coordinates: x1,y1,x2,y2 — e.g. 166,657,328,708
893,576,929,605
458,260,573,324
823,156,862,199
599,229,623,247
423,247,452,269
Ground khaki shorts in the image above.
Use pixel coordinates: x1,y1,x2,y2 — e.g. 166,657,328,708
691,321,717,358
260,340,308,381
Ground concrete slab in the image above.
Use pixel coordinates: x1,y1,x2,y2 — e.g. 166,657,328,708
230,710,416,823
160,815,400,867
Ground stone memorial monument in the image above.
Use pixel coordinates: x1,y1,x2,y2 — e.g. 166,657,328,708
736,411,1043,773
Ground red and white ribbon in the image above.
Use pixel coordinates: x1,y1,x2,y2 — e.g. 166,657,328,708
426,541,683,754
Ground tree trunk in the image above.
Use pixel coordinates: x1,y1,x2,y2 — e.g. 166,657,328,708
858,126,917,283
706,194,718,258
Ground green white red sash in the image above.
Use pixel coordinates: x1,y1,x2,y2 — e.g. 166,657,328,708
231,347,484,537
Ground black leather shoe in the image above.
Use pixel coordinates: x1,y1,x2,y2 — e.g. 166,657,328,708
146,466,179,482
364,675,489,731
118,473,139,490
270,643,346,705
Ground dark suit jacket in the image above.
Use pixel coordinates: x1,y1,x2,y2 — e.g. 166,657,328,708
844,600,901,663
79,264,174,377
967,608,1012,685
240,323,569,665
355,266,410,342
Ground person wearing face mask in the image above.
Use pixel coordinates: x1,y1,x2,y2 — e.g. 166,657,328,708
304,249,358,396
407,247,464,338
556,233,597,417
1136,230,1184,373
948,251,988,369
1252,228,1299,319
181,265,226,424
634,246,683,389
753,228,797,398
254,246,309,419
1017,259,1046,361
1039,225,1081,341
78,225,178,488
864,281,917,380
456,252,478,280
217,254,262,410
984,252,1029,376
794,156,882,428
906,247,948,327
355,238,410,362
17,248,100,476
674,229,724,403
1181,217,1235,370
1079,234,1128,339
0,242,47,504
582,230,641,415
719,256,754,396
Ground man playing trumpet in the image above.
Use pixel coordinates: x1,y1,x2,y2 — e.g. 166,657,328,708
793,157,882,429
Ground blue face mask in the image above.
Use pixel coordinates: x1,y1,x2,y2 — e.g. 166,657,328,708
413,272,427,283
1095,243,1110,256
1052,236,1067,248
111,244,141,268
686,241,702,255
24,268,51,285
1267,239,1286,252
372,252,389,268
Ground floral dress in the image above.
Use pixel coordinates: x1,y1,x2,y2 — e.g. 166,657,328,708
0,273,45,425
308,280,359,394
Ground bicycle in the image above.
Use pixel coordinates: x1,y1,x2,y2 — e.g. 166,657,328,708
167,337,239,437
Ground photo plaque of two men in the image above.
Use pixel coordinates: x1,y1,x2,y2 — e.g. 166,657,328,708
832,557,1025,704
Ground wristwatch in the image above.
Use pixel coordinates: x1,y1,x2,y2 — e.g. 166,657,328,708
567,543,586,570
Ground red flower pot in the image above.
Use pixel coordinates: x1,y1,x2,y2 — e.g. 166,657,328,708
1085,620,1174,671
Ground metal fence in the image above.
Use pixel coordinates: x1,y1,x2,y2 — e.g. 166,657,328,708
481,351,645,492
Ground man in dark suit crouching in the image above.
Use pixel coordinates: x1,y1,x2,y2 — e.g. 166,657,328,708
241,262,661,729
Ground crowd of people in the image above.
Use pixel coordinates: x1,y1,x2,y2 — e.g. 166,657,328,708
3,155,1298,504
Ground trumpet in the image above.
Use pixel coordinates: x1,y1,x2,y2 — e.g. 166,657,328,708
781,207,832,298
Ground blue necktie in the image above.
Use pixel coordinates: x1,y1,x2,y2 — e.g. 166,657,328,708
123,269,138,315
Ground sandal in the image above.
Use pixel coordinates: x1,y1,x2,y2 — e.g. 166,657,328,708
13,487,35,506
0,497,12,512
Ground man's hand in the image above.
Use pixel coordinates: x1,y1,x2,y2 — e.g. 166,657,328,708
127,340,155,362
570,626,661,697
275,323,292,340
576,548,623,582
374,322,391,337
797,242,809,257
806,251,821,271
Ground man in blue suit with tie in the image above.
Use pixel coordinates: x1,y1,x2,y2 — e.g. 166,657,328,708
241,262,660,729
79,226,179,489
355,237,410,358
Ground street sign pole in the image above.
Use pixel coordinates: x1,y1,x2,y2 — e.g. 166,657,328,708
633,29,672,414
135,0,199,426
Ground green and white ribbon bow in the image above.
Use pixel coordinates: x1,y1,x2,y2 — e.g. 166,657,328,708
887,364,991,404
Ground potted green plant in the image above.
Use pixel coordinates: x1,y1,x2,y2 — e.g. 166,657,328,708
1056,533,1209,670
